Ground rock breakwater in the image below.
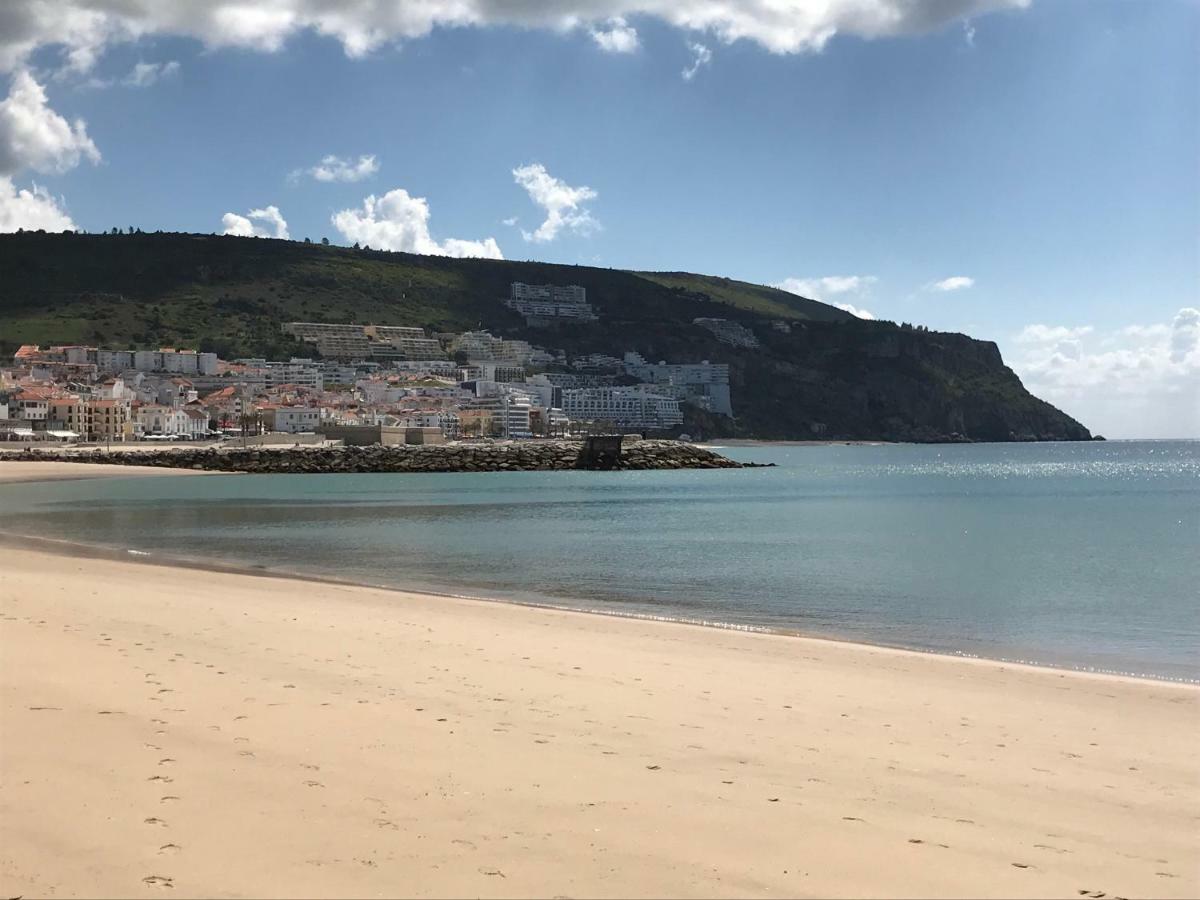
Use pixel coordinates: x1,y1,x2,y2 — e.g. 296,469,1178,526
2,440,749,474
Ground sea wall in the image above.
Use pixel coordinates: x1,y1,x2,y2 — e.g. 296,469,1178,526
1,440,746,474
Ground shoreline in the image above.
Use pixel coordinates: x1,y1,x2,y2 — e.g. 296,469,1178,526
0,527,1191,688
0,460,1192,687
1,539,1195,898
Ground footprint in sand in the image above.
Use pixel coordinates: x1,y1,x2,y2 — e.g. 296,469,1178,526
147,775,174,783
142,875,174,888
143,817,168,827
160,796,180,803
304,780,324,788
158,843,181,855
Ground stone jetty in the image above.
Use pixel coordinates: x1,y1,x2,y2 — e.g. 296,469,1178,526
2,439,751,474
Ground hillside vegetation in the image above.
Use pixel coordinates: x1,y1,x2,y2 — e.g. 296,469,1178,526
0,232,1091,442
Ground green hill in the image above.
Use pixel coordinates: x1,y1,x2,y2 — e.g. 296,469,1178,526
0,231,1091,442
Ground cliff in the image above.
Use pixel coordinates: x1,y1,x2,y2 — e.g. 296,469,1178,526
0,231,1091,442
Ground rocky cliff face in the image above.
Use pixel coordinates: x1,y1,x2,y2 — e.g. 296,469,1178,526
722,323,1092,442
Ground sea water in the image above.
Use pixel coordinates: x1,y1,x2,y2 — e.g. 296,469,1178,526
2,440,1196,680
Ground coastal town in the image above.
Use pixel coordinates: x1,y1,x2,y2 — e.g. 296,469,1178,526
0,282,739,446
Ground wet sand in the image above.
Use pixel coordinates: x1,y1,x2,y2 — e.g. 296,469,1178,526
1,538,1196,899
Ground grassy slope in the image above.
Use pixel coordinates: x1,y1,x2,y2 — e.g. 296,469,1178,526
0,233,849,356
635,272,851,322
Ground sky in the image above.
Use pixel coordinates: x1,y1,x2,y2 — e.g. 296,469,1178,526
0,0,1196,438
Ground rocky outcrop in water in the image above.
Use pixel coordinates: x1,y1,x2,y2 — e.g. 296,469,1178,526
4,440,747,474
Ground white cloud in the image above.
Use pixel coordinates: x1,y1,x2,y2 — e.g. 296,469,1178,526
590,17,639,53
0,2,1030,74
963,20,977,47
0,69,100,176
775,275,877,297
501,216,518,226
833,302,876,320
331,187,502,258
123,59,179,87
930,275,975,292
512,163,597,243
1015,324,1093,344
775,274,878,318
1007,310,1200,439
0,175,75,231
681,41,712,80
221,204,289,239
302,153,379,183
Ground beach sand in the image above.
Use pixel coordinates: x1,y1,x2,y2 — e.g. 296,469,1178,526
1,530,1196,899
0,459,216,484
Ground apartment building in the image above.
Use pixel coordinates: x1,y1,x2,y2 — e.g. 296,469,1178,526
283,322,447,361
236,358,325,391
622,352,734,416
505,282,597,324
86,398,133,442
70,347,219,375
48,397,85,434
367,325,445,360
561,386,683,431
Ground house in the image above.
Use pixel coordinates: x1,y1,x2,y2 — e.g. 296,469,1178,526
260,405,322,434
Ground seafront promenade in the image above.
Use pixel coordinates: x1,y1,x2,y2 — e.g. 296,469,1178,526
1,462,1197,899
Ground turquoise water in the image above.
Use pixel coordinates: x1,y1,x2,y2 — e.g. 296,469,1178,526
2,441,1197,680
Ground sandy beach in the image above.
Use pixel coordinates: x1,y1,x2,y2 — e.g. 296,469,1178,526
0,458,217,483
1,465,1197,898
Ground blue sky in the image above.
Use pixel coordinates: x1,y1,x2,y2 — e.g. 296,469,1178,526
0,0,1196,437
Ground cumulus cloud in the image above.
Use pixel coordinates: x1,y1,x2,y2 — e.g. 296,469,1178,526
775,275,878,318
775,275,877,297
331,187,502,258
0,2,1031,74
1008,309,1200,439
0,69,100,176
833,302,876,320
221,204,289,239
930,275,974,291
512,163,597,243
681,41,712,80
301,153,379,183
0,175,75,231
123,59,179,87
590,17,639,53
1016,324,1093,344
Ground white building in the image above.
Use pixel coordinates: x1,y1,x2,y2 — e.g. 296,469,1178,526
623,352,734,416
261,406,322,433
93,348,218,375
237,358,325,391
283,322,447,361
137,404,188,436
561,386,683,431
505,283,597,323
